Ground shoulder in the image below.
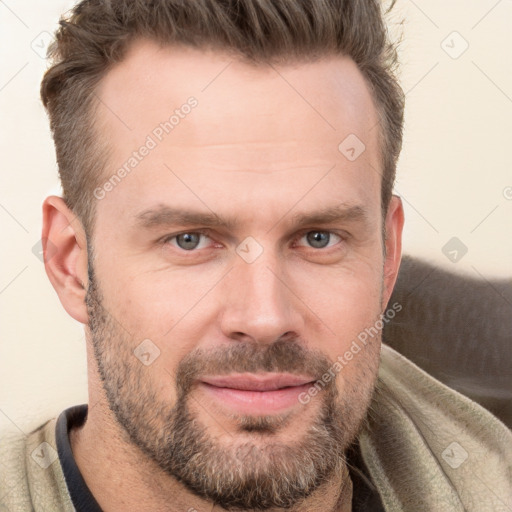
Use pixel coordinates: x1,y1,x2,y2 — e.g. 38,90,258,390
359,344,512,511
0,415,75,512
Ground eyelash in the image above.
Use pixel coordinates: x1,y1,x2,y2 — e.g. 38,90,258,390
159,229,346,252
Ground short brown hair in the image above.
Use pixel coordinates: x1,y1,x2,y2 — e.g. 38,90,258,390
41,0,404,235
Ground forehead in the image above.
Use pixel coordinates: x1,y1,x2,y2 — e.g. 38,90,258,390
92,40,382,226
97,40,379,144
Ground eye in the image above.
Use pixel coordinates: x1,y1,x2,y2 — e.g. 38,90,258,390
296,230,342,249
161,229,344,253
163,231,212,251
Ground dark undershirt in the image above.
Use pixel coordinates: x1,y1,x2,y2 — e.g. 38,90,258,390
55,405,103,512
55,404,384,512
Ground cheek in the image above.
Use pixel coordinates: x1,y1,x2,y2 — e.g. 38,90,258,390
101,264,221,334
299,262,384,348
300,269,383,398
98,271,221,389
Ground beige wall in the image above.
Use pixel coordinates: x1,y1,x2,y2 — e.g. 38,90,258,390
1,0,511,431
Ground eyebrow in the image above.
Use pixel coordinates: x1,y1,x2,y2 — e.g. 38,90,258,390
134,203,369,231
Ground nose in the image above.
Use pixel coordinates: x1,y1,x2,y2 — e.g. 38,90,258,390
219,251,304,345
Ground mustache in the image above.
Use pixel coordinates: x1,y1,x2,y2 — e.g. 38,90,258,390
174,339,335,396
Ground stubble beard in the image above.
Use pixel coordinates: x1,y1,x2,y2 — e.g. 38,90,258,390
85,262,380,510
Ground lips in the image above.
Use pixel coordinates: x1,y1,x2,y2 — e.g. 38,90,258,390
198,373,317,415
201,373,315,391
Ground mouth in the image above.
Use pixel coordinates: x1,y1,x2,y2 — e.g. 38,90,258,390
198,373,316,415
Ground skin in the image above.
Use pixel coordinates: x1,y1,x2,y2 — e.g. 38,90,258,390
42,40,404,511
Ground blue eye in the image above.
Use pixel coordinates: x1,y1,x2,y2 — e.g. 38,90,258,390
299,231,342,249
165,232,211,251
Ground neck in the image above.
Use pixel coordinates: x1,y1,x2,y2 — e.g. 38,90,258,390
69,400,353,512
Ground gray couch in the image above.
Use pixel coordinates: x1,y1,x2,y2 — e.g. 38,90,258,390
385,255,512,429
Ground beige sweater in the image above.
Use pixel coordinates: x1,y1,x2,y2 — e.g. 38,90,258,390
1,344,511,511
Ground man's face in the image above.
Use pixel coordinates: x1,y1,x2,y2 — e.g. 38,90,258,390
84,41,400,509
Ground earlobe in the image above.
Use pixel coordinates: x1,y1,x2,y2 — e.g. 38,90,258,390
382,195,404,307
42,196,89,324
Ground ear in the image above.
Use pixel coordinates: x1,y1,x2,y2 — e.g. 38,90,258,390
382,195,404,308
42,196,89,324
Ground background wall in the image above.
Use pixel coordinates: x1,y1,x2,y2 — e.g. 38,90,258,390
1,0,511,433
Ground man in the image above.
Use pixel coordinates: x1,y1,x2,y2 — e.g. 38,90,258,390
1,1,510,511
